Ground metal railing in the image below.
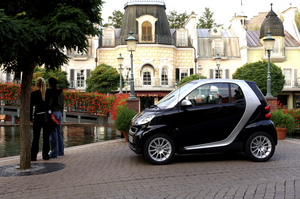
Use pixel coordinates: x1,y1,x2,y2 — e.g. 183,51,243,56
129,79,177,88
101,34,177,47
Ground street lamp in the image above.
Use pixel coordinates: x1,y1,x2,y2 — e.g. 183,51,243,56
117,53,124,94
197,65,202,79
125,31,137,99
263,30,275,98
214,53,221,79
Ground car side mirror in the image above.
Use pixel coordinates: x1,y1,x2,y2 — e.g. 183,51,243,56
181,99,192,107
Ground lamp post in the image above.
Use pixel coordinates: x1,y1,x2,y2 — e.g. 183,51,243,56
125,31,137,99
214,54,221,79
263,30,275,98
197,65,202,79
117,53,124,94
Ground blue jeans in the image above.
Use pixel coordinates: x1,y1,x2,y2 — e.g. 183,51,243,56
50,111,64,157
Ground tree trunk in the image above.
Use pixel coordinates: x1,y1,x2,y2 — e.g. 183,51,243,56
19,64,35,170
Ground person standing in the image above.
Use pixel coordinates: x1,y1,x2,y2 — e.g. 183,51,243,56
46,77,64,158
30,77,50,161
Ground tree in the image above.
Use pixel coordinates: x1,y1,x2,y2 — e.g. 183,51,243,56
86,64,122,93
178,74,207,86
296,9,300,30
197,7,220,29
33,68,70,89
167,10,188,29
103,10,123,28
0,0,103,169
232,61,285,97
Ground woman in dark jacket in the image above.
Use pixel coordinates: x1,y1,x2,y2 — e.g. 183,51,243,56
46,77,64,158
30,77,50,161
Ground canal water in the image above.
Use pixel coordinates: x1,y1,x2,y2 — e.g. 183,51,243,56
0,125,119,158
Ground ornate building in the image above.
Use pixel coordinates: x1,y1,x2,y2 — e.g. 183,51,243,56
97,0,194,111
184,3,300,109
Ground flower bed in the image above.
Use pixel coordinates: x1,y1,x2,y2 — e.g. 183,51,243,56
0,82,21,105
0,82,129,117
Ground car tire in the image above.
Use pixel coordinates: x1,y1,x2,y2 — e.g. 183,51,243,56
245,131,275,162
143,134,175,165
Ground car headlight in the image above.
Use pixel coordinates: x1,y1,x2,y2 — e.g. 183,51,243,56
137,114,155,125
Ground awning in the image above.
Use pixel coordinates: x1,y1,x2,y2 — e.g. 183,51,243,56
135,91,170,97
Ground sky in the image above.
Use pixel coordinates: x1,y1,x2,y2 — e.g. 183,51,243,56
101,0,300,28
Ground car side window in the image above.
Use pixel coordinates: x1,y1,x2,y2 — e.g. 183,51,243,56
185,83,230,106
230,83,245,102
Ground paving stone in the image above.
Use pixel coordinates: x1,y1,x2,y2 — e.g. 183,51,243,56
0,139,300,198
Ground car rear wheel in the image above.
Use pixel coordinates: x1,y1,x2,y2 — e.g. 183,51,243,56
245,132,275,162
143,134,175,165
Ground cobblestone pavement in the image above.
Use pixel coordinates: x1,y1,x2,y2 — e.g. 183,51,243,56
0,138,300,199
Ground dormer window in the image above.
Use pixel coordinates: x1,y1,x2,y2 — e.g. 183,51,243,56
210,26,222,37
103,28,115,47
142,21,152,41
176,29,188,47
212,39,224,56
136,15,157,43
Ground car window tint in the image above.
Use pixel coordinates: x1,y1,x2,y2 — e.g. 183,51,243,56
230,83,245,102
185,83,230,106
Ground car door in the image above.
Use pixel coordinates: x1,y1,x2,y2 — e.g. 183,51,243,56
178,83,246,149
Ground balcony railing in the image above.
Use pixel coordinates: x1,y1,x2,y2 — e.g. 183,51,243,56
68,80,85,89
126,79,177,88
101,34,180,47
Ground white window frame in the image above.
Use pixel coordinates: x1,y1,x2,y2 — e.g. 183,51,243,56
161,67,168,86
177,29,188,47
142,66,153,86
180,68,189,81
283,68,293,87
76,69,85,89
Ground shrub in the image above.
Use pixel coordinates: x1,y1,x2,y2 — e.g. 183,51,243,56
271,109,295,134
115,105,137,133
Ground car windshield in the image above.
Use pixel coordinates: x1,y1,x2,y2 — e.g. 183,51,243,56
156,81,197,109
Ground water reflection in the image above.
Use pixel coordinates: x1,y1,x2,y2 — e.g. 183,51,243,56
0,125,118,158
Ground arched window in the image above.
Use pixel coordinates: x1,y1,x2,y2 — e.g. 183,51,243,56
142,21,152,41
142,66,152,86
161,67,168,86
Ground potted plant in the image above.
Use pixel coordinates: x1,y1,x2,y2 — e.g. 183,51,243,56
115,105,137,141
271,109,295,139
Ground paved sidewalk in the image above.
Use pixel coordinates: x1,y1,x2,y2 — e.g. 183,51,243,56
1,138,300,199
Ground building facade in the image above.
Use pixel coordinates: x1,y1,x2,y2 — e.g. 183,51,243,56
97,0,194,111
184,3,300,109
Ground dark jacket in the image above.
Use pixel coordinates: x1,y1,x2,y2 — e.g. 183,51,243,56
30,90,48,121
46,88,64,112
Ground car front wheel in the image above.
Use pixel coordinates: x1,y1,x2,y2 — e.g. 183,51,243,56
143,134,175,165
245,132,275,162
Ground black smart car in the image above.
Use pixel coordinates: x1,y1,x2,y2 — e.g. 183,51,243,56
128,79,277,165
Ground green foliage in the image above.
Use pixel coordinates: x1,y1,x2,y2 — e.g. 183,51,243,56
271,109,295,134
0,0,104,169
103,10,124,28
115,105,137,133
0,1,103,71
232,61,285,97
167,10,188,29
197,7,220,29
296,9,300,30
178,74,207,86
32,67,69,89
86,63,123,93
